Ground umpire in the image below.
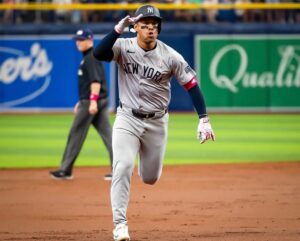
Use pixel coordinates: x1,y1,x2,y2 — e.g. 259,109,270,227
50,28,113,181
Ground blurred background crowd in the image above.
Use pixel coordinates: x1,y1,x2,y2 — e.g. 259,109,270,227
1,0,300,24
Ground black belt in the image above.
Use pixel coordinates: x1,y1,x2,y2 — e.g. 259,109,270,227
132,109,155,119
120,102,167,119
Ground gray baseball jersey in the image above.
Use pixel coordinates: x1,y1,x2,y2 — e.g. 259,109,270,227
112,37,196,112
111,37,197,226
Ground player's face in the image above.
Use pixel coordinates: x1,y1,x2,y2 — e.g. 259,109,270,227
135,17,159,45
75,39,93,52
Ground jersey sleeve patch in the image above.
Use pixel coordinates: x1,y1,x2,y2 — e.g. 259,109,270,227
184,65,193,74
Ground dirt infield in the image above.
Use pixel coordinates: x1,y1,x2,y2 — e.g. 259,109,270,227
0,162,299,241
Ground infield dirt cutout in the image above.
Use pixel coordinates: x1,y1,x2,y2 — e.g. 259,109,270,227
0,162,299,241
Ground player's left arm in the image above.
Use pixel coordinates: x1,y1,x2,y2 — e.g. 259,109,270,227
170,50,215,144
183,79,215,144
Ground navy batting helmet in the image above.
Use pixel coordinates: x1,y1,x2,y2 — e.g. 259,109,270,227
130,5,162,34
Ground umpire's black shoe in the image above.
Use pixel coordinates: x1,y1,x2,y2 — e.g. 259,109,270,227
49,170,73,180
103,173,112,181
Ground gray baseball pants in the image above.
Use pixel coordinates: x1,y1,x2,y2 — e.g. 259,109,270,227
111,106,169,225
60,99,113,173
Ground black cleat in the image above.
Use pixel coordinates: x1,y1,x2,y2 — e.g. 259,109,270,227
103,173,112,181
49,170,73,180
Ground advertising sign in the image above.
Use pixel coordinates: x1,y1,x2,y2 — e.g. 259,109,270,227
0,36,115,111
195,35,300,111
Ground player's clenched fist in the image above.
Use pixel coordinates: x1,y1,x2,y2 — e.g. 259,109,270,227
197,117,215,144
114,14,143,34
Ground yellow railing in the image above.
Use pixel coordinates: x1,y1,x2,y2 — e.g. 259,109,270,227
0,3,300,11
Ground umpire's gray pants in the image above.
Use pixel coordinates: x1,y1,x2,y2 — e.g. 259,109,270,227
60,98,113,173
111,107,169,225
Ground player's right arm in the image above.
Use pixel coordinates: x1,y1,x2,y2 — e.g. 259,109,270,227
93,15,142,61
93,30,120,62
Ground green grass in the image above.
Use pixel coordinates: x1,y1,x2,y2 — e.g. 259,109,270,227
0,113,299,168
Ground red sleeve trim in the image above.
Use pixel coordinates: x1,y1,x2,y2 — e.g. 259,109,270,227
183,76,198,91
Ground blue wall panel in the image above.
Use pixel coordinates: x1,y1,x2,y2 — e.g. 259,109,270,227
0,37,112,110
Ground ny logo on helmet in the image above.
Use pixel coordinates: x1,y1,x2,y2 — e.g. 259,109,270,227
147,7,154,13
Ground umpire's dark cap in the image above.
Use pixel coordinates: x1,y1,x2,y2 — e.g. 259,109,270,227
73,29,93,40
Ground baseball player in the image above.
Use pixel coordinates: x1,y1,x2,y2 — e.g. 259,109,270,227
93,5,215,241
49,28,113,181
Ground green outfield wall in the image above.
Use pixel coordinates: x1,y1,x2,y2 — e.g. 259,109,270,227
196,35,300,112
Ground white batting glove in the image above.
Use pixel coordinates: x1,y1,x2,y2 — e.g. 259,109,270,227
197,117,215,144
114,14,143,34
